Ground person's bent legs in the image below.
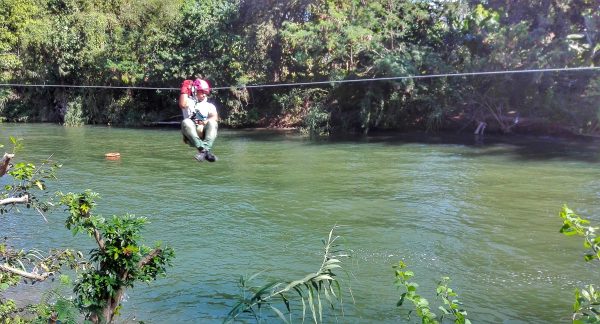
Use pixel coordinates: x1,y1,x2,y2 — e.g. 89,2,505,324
203,120,218,150
182,119,218,162
202,120,218,162
181,119,206,151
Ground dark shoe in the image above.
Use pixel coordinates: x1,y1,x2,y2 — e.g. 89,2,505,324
194,150,206,162
205,150,218,162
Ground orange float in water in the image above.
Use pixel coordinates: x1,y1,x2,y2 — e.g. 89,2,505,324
105,152,121,160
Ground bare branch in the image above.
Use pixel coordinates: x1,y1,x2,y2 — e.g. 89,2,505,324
1,153,14,177
0,264,51,281
0,195,29,206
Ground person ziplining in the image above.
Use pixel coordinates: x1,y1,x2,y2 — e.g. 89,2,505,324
179,78,219,162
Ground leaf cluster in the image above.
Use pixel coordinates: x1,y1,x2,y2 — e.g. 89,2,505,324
559,205,600,322
394,261,470,324
560,205,600,262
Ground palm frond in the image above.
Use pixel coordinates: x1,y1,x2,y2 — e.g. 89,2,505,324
225,226,349,323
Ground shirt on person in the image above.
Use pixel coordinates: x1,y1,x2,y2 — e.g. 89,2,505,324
181,97,217,120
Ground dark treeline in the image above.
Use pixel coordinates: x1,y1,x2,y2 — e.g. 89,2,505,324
1,0,598,135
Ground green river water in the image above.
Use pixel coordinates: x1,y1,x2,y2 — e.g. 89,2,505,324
1,123,600,323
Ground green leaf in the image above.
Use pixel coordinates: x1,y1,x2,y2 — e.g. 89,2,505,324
581,289,592,301
314,274,334,281
398,292,407,306
317,287,323,323
307,286,317,323
269,305,289,324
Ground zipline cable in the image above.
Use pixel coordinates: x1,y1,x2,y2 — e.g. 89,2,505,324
0,66,599,91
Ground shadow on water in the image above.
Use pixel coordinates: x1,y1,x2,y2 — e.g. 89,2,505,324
221,128,600,163
364,131,600,163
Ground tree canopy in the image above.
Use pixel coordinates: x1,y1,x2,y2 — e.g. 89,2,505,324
0,0,598,135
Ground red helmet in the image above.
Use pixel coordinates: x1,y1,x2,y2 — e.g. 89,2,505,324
192,79,210,94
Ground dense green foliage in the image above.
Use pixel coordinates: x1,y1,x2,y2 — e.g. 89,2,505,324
0,0,598,134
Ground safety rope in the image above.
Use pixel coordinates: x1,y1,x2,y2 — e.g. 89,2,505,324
0,66,598,91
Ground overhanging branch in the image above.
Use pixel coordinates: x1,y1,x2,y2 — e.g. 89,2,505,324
0,195,29,206
0,264,51,281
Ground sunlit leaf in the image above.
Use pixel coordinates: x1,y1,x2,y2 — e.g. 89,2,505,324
269,305,289,323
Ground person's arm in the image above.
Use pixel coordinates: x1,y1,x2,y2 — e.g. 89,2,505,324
179,93,189,109
179,80,193,109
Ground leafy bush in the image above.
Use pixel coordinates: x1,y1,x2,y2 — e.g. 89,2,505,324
63,96,85,127
301,103,330,136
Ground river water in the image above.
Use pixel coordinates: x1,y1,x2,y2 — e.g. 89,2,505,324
1,123,599,323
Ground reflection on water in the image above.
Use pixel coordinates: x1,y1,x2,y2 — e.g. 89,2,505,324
1,124,600,323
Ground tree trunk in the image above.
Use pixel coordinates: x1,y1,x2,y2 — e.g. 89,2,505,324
53,89,68,123
0,153,14,177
